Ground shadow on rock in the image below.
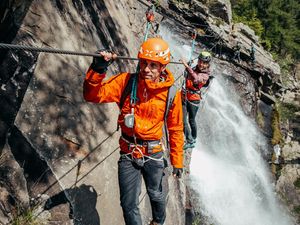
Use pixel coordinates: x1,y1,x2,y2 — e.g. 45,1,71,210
44,184,100,225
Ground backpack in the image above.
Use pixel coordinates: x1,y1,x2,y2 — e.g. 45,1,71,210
119,73,177,149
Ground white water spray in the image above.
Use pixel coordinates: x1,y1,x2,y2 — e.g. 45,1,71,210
160,23,294,225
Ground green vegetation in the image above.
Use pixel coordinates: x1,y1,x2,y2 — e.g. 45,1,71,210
271,104,283,145
192,214,202,225
215,18,225,27
277,102,300,122
11,207,43,225
294,178,300,189
256,110,265,128
231,0,300,63
293,205,300,214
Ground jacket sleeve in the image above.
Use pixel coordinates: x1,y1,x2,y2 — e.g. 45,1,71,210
186,66,198,81
166,90,184,168
198,72,209,83
83,67,126,104
186,67,209,84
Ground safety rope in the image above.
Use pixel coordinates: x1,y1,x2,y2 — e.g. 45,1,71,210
137,0,218,39
121,137,164,163
188,30,197,64
123,146,164,163
70,146,120,187
130,4,154,108
0,43,183,65
26,146,120,224
0,43,136,59
19,133,120,224
32,130,117,202
174,30,198,85
187,31,224,64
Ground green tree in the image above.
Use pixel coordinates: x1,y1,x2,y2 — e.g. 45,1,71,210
263,0,300,59
231,0,264,37
231,0,300,60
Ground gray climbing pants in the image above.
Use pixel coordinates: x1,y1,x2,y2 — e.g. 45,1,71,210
118,151,166,225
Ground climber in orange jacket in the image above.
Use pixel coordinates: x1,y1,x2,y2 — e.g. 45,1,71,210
181,51,212,149
83,37,184,225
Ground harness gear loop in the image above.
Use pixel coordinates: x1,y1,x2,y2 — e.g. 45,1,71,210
121,136,164,163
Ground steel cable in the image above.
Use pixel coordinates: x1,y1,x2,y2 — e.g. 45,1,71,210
0,43,183,65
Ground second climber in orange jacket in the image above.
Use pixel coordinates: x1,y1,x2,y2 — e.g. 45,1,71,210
83,38,184,225
181,51,212,149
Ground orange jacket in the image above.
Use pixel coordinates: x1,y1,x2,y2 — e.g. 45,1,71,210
83,68,184,168
183,67,210,101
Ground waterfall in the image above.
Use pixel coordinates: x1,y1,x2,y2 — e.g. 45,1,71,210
159,23,294,225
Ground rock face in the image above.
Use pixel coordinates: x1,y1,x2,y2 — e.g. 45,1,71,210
0,0,184,224
0,140,29,224
0,0,299,224
276,141,300,224
167,0,280,76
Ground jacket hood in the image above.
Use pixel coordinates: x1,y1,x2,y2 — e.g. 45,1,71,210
141,68,175,91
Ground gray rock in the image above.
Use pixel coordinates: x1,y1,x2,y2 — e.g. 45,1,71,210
208,0,232,24
235,22,259,43
282,141,300,161
260,91,276,105
276,164,300,222
0,141,29,224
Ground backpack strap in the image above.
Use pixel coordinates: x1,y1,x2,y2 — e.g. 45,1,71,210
119,73,136,110
163,85,177,151
118,75,177,148
117,73,136,131
164,85,177,122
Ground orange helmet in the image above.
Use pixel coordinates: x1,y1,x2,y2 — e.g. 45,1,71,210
138,38,170,65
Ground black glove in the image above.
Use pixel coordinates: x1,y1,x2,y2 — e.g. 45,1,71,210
44,199,53,210
90,50,114,74
172,167,183,178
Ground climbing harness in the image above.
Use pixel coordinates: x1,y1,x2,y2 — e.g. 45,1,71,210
120,134,164,167
119,73,177,157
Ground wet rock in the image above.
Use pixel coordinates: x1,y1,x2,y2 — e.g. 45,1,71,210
260,91,276,105
276,163,300,223
257,99,273,137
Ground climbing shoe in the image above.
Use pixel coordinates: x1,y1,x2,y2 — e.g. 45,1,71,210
183,142,195,150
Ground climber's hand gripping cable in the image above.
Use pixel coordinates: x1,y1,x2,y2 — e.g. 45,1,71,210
90,50,117,74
